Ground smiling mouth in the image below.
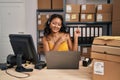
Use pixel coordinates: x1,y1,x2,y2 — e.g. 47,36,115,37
53,27,59,30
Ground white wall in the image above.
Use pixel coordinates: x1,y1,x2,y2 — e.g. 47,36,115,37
25,0,37,49
0,0,38,63
0,0,26,63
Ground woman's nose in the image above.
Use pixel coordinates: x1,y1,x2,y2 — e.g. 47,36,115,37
54,23,59,27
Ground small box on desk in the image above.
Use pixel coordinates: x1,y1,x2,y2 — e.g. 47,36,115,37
81,46,91,58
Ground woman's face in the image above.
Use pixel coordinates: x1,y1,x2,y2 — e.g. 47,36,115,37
50,17,62,33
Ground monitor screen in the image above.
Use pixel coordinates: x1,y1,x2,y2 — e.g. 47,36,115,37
9,34,39,64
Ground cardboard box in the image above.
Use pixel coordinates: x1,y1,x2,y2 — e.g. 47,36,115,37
112,21,120,36
96,13,112,22
52,0,63,10
91,52,120,62
65,13,79,22
93,36,120,47
38,14,50,30
38,0,51,9
97,4,113,13
92,45,120,56
66,4,80,13
81,4,96,14
112,0,120,21
80,14,95,22
81,47,91,58
92,36,120,56
91,52,120,80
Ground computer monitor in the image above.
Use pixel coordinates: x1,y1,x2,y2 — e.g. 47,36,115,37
9,34,45,72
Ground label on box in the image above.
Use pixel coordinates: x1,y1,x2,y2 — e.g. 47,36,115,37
98,5,102,10
40,31,44,37
38,20,41,25
82,47,87,53
97,14,102,21
46,15,49,18
94,62,104,75
71,14,76,20
87,14,92,20
66,5,72,12
82,5,86,10
38,15,41,19
81,14,86,19
65,14,70,21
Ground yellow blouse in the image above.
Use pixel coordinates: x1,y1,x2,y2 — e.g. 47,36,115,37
48,41,69,51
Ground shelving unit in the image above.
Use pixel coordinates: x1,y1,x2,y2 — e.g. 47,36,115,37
66,22,112,47
37,0,112,58
64,0,112,57
36,0,65,55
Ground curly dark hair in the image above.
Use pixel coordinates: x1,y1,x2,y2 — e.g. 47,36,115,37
44,14,67,36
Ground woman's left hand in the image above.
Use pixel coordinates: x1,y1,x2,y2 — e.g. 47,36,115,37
74,28,80,38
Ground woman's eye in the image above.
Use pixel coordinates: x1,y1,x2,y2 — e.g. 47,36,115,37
57,23,61,26
52,22,56,25
51,22,61,26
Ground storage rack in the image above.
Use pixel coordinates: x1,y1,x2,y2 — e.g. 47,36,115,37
37,0,112,56
66,22,112,47
65,0,112,58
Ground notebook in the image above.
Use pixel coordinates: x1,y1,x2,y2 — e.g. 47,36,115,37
45,51,80,69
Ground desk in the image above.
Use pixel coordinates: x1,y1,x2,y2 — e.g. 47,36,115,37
0,62,92,80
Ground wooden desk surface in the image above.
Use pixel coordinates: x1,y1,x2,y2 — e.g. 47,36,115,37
0,62,92,80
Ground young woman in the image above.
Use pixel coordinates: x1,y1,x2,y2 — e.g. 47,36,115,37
42,14,80,52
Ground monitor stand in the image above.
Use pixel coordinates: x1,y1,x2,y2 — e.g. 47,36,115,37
34,60,46,69
15,54,33,72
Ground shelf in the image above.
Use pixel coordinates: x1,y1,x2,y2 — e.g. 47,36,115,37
37,9,64,12
78,44,92,47
66,22,112,25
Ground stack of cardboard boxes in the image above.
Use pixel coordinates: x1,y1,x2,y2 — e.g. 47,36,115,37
96,4,112,22
66,4,80,22
38,0,63,10
91,36,120,80
80,4,96,22
65,3,112,22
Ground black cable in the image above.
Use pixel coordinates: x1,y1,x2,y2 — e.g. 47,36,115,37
5,69,30,78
